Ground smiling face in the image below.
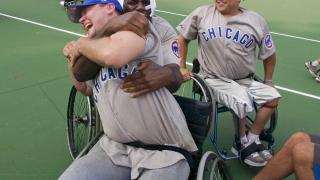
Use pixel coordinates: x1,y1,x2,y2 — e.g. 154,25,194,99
124,0,151,19
215,0,241,16
78,4,117,37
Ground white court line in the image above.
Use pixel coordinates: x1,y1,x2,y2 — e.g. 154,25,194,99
0,13,85,37
1,12,320,101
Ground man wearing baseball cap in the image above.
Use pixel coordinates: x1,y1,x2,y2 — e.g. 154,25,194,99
60,0,195,179
64,0,183,98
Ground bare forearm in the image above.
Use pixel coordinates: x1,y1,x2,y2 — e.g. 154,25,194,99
178,35,189,68
263,53,276,81
77,32,145,68
76,37,113,66
69,71,92,96
163,64,183,93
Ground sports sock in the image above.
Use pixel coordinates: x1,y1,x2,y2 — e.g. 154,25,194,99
240,136,248,145
247,132,259,144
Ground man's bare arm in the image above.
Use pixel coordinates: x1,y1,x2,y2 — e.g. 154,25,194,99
76,31,145,68
263,53,276,86
178,34,192,81
120,61,183,97
72,11,149,82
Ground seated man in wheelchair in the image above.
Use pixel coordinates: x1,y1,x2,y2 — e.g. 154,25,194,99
61,0,197,179
177,0,281,167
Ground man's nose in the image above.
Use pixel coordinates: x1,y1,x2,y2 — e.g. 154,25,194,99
79,15,85,24
136,2,145,12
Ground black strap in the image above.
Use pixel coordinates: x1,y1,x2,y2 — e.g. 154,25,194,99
233,73,255,81
125,142,197,170
240,142,259,162
256,143,267,151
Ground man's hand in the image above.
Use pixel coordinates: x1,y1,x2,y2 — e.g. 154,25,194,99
63,40,81,68
180,67,192,82
62,38,100,82
120,61,182,98
97,11,149,38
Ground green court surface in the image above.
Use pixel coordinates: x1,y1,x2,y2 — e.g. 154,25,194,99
0,0,319,179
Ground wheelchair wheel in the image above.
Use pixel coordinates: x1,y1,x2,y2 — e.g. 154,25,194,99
197,151,232,180
176,74,212,103
67,86,97,159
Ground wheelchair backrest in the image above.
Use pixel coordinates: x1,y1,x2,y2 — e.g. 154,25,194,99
173,95,212,155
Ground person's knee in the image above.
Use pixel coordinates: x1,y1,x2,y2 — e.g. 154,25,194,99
139,160,190,180
263,98,280,109
292,142,314,165
288,132,311,145
58,163,88,180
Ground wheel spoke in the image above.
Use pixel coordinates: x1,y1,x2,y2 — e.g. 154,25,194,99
67,87,95,159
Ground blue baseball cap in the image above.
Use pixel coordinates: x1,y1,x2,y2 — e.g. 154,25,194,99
64,0,124,23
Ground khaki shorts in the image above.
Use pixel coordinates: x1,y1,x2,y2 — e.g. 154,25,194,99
205,77,281,119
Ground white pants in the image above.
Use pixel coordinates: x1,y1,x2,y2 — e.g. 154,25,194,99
205,77,281,119
58,143,190,180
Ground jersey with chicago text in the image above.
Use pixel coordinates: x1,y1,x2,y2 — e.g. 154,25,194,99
88,23,197,179
152,15,180,64
177,5,275,80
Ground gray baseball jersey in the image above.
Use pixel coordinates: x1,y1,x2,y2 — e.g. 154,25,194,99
89,23,197,179
177,5,276,80
152,15,180,65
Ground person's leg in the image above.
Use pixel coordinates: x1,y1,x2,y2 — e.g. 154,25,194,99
58,143,131,180
238,116,247,142
206,78,252,144
205,78,266,166
250,98,279,135
241,79,280,136
139,159,190,180
292,142,315,180
242,79,280,160
253,132,311,180
231,113,247,143
205,78,254,120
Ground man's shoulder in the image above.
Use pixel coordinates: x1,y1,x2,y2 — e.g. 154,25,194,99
151,16,177,43
241,7,267,22
151,16,172,29
196,5,213,11
191,5,214,15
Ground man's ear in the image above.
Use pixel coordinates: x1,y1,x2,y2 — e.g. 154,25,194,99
104,3,116,14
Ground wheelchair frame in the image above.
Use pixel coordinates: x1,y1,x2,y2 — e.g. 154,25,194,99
190,58,278,161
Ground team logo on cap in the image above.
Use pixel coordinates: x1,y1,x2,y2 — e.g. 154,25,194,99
171,40,180,58
265,34,273,49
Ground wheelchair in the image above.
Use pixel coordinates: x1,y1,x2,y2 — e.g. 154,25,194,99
185,58,278,161
66,86,101,159
66,74,232,180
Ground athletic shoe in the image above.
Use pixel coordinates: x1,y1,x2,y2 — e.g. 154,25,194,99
255,139,272,161
316,76,320,83
305,61,318,77
231,143,267,167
